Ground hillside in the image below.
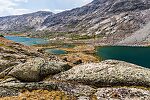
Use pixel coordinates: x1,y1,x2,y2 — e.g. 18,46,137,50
117,21,150,46
42,0,150,40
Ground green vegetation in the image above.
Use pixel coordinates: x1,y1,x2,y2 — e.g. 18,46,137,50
0,34,4,37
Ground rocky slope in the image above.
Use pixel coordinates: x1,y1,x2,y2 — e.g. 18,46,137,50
41,0,150,44
117,21,150,46
0,11,53,32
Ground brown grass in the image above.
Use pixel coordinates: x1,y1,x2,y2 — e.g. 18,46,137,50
0,90,76,100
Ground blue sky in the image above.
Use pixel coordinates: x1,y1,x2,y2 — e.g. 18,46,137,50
0,0,92,16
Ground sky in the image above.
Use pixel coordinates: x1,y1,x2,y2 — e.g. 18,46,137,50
0,0,93,17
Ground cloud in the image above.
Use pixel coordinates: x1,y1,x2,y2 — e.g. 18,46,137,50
0,0,31,16
52,9,66,13
0,0,93,16
14,0,28,3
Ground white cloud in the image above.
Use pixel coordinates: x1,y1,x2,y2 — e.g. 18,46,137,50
0,0,17,7
14,0,28,3
0,0,93,16
0,0,31,16
52,9,66,13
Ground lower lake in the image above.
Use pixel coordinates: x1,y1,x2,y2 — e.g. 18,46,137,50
5,36,48,46
96,46,150,68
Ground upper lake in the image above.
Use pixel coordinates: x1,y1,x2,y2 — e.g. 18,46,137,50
5,36,48,46
96,46,150,68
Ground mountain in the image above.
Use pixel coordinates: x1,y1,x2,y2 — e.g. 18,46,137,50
0,11,54,32
42,0,150,34
1,0,150,44
41,0,150,44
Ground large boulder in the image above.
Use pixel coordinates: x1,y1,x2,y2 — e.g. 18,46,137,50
40,61,71,77
54,60,150,87
8,57,45,82
8,57,71,82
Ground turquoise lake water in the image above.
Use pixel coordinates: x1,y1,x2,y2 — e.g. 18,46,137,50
5,36,48,46
96,46,150,68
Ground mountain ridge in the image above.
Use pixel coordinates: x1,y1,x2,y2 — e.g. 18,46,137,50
0,11,54,32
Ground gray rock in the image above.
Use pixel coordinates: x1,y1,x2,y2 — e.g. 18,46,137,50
8,57,45,82
95,87,150,100
0,87,20,97
0,81,95,97
0,82,57,91
40,61,71,77
8,57,71,82
54,60,150,87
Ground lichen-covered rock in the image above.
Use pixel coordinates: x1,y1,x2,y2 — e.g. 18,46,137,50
8,57,45,82
8,57,71,82
0,81,95,98
40,61,71,77
54,60,150,87
0,87,20,98
95,87,150,100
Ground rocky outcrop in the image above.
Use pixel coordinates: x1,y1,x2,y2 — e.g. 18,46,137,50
54,60,150,87
0,80,96,98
